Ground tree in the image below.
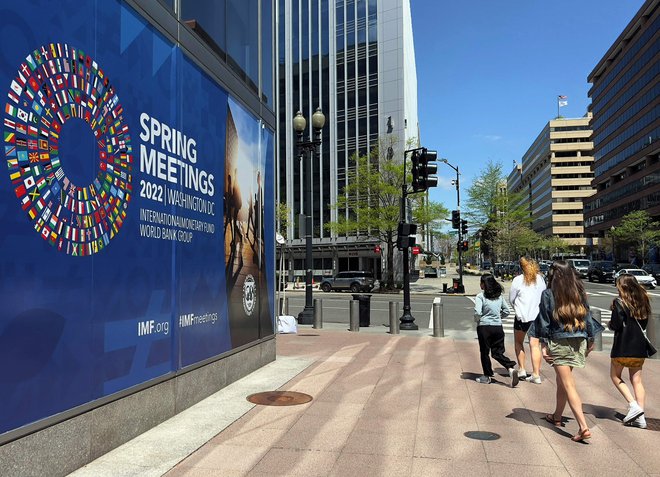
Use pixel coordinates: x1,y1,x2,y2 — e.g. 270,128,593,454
327,136,447,289
327,146,402,289
464,160,506,229
411,196,449,253
276,202,290,239
611,211,660,265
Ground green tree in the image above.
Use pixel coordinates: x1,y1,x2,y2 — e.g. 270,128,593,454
327,148,402,289
464,160,506,229
611,211,660,264
327,136,447,289
411,196,449,253
276,202,290,238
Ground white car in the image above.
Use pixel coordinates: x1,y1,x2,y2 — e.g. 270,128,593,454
614,269,657,289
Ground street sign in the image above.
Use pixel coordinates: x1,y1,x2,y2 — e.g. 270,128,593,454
412,246,421,255
374,245,382,254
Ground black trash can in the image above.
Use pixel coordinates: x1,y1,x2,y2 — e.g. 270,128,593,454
351,294,372,327
442,283,448,293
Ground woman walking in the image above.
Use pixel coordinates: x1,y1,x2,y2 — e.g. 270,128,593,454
509,257,546,383
609,273,654,429
474,274,519,387
531,261,604,442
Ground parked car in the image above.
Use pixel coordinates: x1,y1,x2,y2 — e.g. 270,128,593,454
587,261,616,283
642,263,660,282
539,262,550,277
481,260,492,271
567,259,591,278
614,268,657,289
424,266,438,278
493,263,505,277
320,271,375,293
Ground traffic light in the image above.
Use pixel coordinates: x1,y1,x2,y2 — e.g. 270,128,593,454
396,222,417,250
451,210,460,229
461,219,468,235
413,148,438,192
456,240,469,252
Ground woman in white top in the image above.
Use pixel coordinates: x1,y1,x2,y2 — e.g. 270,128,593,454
509,257,547,383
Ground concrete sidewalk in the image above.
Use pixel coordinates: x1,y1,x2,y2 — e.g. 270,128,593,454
72,324,659,477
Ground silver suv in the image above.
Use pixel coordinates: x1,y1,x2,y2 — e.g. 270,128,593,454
320,271,375,293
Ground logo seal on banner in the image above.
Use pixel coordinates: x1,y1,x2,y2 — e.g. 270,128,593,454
3,43,132,256
242,274,257,316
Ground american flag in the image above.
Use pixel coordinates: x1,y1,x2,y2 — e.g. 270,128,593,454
558,95,568,107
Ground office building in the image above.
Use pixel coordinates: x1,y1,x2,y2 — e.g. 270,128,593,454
584,0,659,242
508,114,595,250
276,0,419,278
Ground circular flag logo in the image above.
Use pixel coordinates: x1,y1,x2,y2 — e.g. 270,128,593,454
4,43,132,256
242,274,257,316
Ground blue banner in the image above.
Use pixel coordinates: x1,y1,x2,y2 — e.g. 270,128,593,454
0,0,274,436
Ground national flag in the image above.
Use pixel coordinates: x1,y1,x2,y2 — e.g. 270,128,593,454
10,80,22,96
17,108,28,122
17,151,27,163
5,103,16,116
15,123,27,135
28,152,39,162
24,176,36,189
4,131,15,143
38,139,48,150
558,95,568,107
5,145,17,157
7,90,19,104
4,118,16,129
27,139,38,149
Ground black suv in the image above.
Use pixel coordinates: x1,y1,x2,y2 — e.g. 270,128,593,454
587,261,615,283
320,271,375,293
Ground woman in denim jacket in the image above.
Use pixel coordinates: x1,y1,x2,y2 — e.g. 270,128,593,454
530,261,605,442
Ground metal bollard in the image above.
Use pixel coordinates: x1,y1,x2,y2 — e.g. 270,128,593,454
433,302,444,338
592,308,603,351
313,298,323,329
279,296,288,315
648,313,659,360
349,300,360,332
389,301,399,334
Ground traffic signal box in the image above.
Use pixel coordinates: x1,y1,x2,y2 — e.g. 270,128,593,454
451,210,460,229
411,148,439,192
456,240,469,252
461,219,468,235
396,222,417,250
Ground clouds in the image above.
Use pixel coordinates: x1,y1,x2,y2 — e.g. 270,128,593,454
473,134,503,142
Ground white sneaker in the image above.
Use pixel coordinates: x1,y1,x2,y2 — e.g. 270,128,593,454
623,402,644,424
629,415,647,429
517,370,528,379
525,374,542,384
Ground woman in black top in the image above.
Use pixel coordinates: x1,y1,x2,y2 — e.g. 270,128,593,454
609,273,651,429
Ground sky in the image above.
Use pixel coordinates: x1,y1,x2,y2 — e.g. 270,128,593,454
410,0,646,222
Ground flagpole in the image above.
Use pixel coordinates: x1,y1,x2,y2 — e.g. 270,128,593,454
557,96,560,119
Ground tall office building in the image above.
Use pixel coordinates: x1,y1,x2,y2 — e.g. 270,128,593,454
584,0,659,244
276,0,419,278
508,114,595,251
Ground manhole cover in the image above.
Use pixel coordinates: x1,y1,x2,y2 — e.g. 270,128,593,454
464,431,501,441
247,391,313,406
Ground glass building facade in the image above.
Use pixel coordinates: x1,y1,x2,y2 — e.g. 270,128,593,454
584,0,659,237
277,0,418,277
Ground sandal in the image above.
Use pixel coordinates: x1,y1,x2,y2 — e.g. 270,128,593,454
571,428,592,442
544,414,563,427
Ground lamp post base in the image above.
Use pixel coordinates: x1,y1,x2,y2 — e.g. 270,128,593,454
399,313,418,331
298,306,315,325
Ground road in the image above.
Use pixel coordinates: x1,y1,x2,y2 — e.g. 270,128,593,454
282,280,660,342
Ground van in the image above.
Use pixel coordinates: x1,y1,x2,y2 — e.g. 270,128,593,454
567,259,591,278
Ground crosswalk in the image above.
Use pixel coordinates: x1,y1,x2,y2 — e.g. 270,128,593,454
467,297,614,338
586,290,660,298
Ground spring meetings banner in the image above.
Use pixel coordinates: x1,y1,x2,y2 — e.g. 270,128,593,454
0,0,275,436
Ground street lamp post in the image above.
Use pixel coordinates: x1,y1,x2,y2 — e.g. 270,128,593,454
610,225,616,262
440,159,464,293
293,109,325,325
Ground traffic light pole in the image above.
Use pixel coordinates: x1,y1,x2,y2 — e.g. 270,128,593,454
441,159,464,293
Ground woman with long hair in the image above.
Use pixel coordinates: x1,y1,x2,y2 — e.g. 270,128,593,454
609,274,653,429
509,257,546,383
531,261,604,442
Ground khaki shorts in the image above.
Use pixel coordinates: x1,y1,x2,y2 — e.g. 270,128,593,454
612,357,645,368
549,338,586,368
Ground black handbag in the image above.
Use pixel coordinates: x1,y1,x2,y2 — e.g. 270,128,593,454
634,317,657,358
